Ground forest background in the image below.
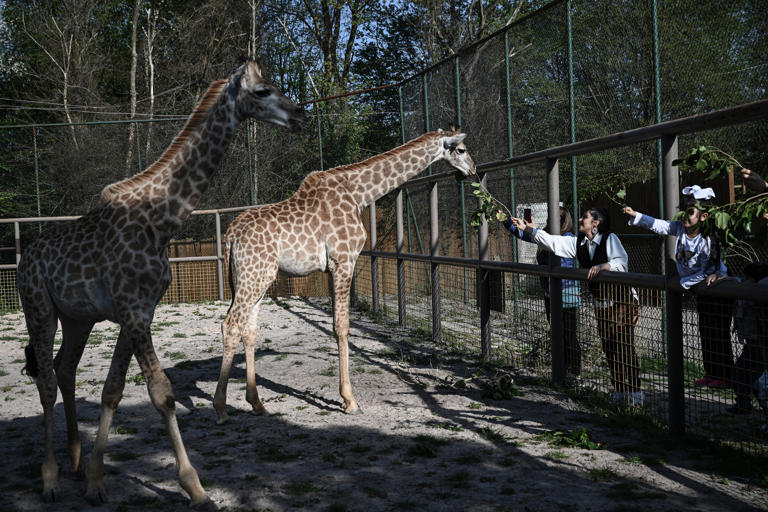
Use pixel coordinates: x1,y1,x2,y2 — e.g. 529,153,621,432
0,0,766,259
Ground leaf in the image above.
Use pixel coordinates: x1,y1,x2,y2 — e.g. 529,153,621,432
495,211,507,222
615,188,626,200
713,211,730,231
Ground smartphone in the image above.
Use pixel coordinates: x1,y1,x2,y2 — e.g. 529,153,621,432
523,208,532,223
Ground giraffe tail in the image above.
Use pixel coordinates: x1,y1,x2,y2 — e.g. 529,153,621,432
22,344,39,378
225,239,238,316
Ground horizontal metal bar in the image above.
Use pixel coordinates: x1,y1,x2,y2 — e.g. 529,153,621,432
0,117,188,130
477,99,768,173
0,205,252,224
362,250,766,301
169,256,219,263
0,215,80,224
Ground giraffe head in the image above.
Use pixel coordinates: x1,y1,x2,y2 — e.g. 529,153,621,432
229,60,306,130
437,130,476,178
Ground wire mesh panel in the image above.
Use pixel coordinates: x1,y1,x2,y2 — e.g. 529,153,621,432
0,270,18,312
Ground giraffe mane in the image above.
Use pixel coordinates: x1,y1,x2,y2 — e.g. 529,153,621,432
326,130,450,175
100,78,230,205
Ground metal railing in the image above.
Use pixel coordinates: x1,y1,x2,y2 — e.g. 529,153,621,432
359,98,768,441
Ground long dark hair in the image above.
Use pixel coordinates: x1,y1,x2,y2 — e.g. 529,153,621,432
544,207,574,234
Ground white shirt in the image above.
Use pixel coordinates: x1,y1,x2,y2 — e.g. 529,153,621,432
531,230,629,272
629,212,727,289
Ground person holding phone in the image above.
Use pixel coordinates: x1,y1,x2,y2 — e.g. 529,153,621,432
502,207,581,377
508,207,643,407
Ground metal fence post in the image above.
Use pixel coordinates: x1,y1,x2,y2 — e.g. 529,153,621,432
504,29,520,319
370,202,379,314
547,158,565,383
478,172,491,361
15,221,22,308
662,134,684,435
32,127,42,228
396,189,406,327
135,121,142,172
215,212,224,301
567,0,578,222
316,104,324,171
456,55,469,304
430,179,441,343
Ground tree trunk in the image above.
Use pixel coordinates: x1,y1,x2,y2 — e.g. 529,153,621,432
143,8,158,157
125,0,140,175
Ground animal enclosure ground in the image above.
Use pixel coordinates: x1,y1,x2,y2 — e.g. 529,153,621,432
0,298,766,512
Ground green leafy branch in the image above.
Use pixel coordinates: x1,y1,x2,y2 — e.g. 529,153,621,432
604,186,627,207
672,145,766,258
470,181,513,227
672,145,743,181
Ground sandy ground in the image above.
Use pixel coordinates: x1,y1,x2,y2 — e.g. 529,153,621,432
1,297,767,512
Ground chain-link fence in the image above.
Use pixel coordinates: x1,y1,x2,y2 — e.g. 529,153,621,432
2,0,767,455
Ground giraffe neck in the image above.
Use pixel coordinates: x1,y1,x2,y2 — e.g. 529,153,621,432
100,80,240,238
337,132,442,207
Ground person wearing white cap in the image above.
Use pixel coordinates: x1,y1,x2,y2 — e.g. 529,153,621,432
623,186,733,389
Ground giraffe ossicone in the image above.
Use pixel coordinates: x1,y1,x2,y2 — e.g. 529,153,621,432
213,129,476,424
17,60,305,506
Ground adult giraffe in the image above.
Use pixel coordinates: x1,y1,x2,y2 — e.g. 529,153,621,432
17,60,305,506
213,129,476,424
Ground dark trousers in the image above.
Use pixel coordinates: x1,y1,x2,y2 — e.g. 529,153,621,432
695,294,734,383
544,298,581,376
594,300,641,393
733,340,767,411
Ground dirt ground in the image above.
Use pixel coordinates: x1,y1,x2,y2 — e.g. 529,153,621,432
1,298,766,512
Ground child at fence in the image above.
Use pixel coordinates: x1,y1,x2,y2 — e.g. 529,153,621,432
508,208,643,406
623,185,734,388
502,207,582,377
731,262,768,414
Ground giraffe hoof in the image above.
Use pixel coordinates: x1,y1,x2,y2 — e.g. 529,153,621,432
343,404,362,415
85,484,107,505
250,405,267,416
41,487,58,503
191,496,218,511
215,415,229,426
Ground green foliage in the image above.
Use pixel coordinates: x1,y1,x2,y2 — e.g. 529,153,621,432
539,427,604,450
673,145,767,252
470,182,511,228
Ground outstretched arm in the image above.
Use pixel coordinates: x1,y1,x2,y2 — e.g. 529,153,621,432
509,217,577,258
623,206,675,235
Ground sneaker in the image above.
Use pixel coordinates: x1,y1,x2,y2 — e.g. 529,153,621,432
708,379,729,389
694,376,711,387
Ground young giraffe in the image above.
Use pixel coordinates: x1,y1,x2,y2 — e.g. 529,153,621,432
17,60,305,506
213,129,476,423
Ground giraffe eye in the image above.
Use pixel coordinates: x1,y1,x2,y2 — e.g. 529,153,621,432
456,148,466,154
254,88,271,98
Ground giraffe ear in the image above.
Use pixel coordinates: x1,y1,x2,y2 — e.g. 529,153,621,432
443,133,467,148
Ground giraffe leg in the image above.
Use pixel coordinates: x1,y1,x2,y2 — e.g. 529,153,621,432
213,301,245,424
23,299,60,502
242,299,266,415
331,266,360,414
131,322,208,506
55,315,94,477
85,327,133,504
